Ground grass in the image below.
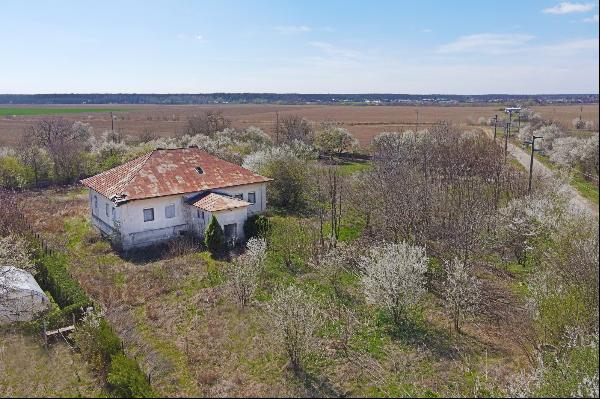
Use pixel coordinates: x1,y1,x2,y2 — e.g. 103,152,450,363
0,107,127,116
571,173,599,205
12,187,537,397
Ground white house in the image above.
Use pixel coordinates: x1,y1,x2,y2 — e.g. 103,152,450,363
80,147,272,249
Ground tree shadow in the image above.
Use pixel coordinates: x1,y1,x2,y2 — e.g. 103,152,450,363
294,369,345,398
378,312,459,360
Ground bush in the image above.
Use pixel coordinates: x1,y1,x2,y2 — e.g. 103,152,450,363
204,215,225,255
36,252,92,310
72,310,121,374
108,354,154,398
243,214,271,239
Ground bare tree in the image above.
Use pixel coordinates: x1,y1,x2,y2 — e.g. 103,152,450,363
185,110,231,137
280,115,313,144
442,258,481,333
26,119,92,183
266,285,319,373
360,241,428,326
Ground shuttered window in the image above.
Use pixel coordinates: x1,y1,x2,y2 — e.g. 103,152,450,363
143,208,154,222
165,203,176,219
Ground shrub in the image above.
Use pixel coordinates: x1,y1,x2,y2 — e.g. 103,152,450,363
243,214,271,239
108,354,154,398
36,252,91,310
204,215,225,255
72,310,121,374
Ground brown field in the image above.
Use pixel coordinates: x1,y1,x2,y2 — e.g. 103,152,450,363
0,104,598,146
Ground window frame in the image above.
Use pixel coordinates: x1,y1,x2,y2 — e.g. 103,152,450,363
165,203,176,219
234,193,243,200
143,208,155,222
247,192,256,204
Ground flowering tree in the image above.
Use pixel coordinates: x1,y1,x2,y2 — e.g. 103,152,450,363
315,126,358,155
360,242,428,325
230,237,267,307
443,258,481,333
0,234,34,273
267,285,319,373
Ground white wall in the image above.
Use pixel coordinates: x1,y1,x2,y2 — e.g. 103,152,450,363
85,182,268,249
89,189,120,235
119,194,187,248
213,183,267,215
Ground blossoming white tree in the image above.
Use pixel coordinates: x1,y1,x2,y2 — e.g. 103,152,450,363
230,237,267,307
443,258,481,333
360,241,428,326
266,285,319,373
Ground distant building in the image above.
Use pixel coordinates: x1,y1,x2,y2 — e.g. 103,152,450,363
0,266,50,324
80,147,272,249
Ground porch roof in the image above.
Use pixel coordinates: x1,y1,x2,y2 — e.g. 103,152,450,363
189,192,251,212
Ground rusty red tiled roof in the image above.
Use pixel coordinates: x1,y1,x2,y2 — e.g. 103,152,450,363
80,147,272,201
190,192,251,212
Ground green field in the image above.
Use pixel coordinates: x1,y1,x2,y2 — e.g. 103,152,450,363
0,107,126,116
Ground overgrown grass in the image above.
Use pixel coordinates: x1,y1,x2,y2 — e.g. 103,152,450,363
0,107,127,116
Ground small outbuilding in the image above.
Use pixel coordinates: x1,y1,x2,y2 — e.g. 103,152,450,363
0,266,50,324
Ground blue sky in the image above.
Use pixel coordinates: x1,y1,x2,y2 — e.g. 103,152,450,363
1,1,598,94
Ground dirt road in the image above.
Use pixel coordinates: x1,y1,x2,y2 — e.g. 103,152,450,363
500,135,598,216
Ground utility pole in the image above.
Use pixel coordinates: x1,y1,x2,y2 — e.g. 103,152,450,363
111,111,114,132
415,109,419,131
493,114,498,141
275,111,279,144
524,135,542,193
504,122,510,163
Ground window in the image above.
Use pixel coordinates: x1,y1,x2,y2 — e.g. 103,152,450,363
234,193,243,200
197,209,204,218
195,166,204,174
94,195,98,210
143,208,154,222
248,192,256,204
112,207,116,220
105,203,109,217
165,203,176,219
224,223,237,238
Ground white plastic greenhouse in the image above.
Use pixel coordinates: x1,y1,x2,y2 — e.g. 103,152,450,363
0,266,50,324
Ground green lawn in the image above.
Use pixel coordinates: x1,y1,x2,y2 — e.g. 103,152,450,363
0,107,127,116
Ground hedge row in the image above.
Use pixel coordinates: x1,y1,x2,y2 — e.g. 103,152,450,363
35,252,92,328
34,249,153,397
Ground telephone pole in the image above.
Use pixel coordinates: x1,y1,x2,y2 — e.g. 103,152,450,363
415,109,419,131
504,122,510,163
524,135,542,193
493,114,498,141
111,111,115,132
275,111,279,144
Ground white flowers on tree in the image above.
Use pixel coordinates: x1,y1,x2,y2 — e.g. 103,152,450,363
442,258,481,333
231,237,267,307
360,241,428,325
266,285,319,373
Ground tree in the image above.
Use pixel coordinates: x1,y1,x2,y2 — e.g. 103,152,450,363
280,115,313,144
267,285,319,373
442,258,481,333
315,125,358,155
26,119,92,183
230,237,267,307
185,111,231,137
360,242,428,326
204,215,225,255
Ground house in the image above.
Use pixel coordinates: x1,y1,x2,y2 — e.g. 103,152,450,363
0,266,50,324
80,147,272,249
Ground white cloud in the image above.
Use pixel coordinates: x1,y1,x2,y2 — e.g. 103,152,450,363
274,25,311,34
543,2,595,14
196,34,204,41
583,13,599,22
308,41,361,59
421,28,433,33
437,33,534,55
